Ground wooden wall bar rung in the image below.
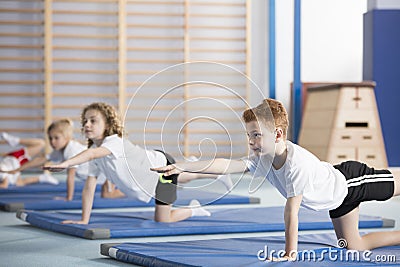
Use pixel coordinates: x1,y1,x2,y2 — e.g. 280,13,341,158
53,57,117,63
0,104,43,109
190,48,245,53
53,10,117,16
126,93,182,99
0,68,43,73
0,44,43,49
0,92,43,97
191,36,245,42
0,8,43,13
54,0,117,3
53,21,117,27
53,69,117,74
125,117,182,122
127,12,183,17
0,56,43,61
0,33,43,38
53,45,117,51
52,105,87,109
126,59,182,64
190,14,246,18
126,23,183,29
187,140,246,146
53,93,117,98
0,116,43,121
0,20,43,26
0,128,43,133
53,81,117,86
53,33,117,39
0,80,43,85
188,25,245,30
126,35,182,40
127,1,182,5
126,47,182,52
190,2,245,7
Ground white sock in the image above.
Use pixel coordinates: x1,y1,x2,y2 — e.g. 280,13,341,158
187,155,199,162
189,199,211,217
217,173,233,191
39,173,59,185
6,172,20,185
2,132,20,147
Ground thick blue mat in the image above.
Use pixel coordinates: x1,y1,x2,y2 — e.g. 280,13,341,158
0,182,99,194
16,207,394,239
100,233,400,266
1,189,259,211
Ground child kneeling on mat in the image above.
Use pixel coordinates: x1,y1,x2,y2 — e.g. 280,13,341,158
152,98,400,261
0,132,58,188
44,102,217,224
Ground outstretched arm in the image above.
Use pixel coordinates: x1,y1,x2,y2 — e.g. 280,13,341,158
43,147,111,172
151,158,248,176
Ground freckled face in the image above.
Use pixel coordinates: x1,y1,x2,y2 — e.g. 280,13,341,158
245,121,275,157
82,109,107,143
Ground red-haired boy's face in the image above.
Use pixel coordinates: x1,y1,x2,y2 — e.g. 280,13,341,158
245,120,275,157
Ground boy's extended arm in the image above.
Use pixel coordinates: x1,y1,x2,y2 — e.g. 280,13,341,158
43,147,111,171
283,195,303,260
151,158,248,176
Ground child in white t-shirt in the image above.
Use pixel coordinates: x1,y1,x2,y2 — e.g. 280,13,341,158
44,102,215,224
152,98,400,261
0,132,58,188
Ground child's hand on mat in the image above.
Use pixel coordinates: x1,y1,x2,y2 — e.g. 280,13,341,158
268,255,296,262
43,163,68,172
151,164,183,176
62,220,88,225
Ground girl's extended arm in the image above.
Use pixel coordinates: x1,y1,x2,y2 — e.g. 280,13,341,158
43,147,111,171
9,156,47,173
151,158,248,176
61,176,97,224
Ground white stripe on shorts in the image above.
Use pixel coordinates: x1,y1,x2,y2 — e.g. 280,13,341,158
347,174,394,188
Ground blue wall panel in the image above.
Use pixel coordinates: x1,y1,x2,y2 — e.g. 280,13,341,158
363,10,400,166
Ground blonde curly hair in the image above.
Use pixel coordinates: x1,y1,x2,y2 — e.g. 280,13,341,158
81,102,123,147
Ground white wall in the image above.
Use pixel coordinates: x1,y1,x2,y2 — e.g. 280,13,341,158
273,0,367,113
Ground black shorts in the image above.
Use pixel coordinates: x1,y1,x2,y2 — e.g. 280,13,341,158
329,161,394,219
154,150,178,205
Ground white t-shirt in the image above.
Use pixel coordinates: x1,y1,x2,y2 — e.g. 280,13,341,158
47,140,106,183
88,134,167,203
245,141,348,211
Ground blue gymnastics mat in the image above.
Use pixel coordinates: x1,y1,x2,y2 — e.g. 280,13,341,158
100,233,400,266
16,206,394,239
0,182,100,194
0,189,259,212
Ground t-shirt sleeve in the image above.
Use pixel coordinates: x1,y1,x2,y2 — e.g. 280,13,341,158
101,136,123,159
88,160,100,178
47,150,62,163
63,142,81,169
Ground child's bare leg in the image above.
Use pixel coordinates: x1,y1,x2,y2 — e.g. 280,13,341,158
16,176,39,186
0,177,8,188
101,180,125,198
154,204,192,223
332,207,400,250
19,138,45,158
